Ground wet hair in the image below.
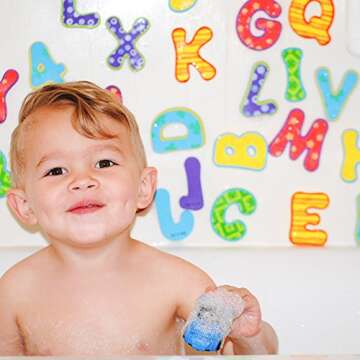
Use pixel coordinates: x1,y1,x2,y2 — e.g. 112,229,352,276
10,81,147,187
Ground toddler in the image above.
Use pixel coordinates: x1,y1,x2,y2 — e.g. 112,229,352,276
0,81,277,355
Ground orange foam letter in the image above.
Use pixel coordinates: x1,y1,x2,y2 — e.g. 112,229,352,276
172,27,216,82
289,0,334,45
290,192,329,246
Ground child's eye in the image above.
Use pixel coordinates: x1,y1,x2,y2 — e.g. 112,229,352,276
45,167,67,176
95,159,118,169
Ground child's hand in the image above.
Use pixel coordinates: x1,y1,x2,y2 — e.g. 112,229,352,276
215,285,262,339
204,285,277,354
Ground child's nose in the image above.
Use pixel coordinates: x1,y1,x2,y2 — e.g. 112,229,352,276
68,176,99,191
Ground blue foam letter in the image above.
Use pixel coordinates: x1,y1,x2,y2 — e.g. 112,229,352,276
151,108,205,153
155,188,194,241
30,42,65,88
316,67,359,121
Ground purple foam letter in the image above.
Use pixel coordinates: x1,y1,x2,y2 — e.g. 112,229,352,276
180,157,204,210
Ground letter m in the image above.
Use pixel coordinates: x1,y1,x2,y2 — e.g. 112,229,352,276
268,108,328,171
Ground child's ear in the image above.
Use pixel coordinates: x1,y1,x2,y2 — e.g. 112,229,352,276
137,166,157,210
7,189,38,225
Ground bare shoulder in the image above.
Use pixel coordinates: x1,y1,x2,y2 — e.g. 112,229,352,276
133,240,216,319
0,247,53,355
133,240,214,282
0,246,52,293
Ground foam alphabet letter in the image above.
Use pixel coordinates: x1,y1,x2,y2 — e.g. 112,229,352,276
211,188,256,241
106,17,150,71
106,85,122,103
62,0,100,28
289,0,334,45
30,42,66,88
180,157,204,210
155,188,194,241
356,195,360,244
241,62,277,117
235,0,282,51
172,27,216,82
214,132,267,170
151,108,205,153
268,108,328,171
341,129,360,183
0,69,19,123
169,0,198,12
290,192,329,246
316,68,358,121
282,48,306,102
0,152,11,197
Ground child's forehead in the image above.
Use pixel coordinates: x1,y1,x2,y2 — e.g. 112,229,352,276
19,109,131,162
23,104,129,136
21,104,75,136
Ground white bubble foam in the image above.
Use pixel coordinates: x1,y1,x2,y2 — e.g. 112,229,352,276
184,288,245,345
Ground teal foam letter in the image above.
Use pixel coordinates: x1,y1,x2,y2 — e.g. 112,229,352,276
316,67,358,121
30,42,65,88
155,188,194,241
151,108,205,153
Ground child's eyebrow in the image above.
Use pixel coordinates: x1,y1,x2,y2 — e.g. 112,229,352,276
89,143,125,155
36,151,65,169
36,144,124,168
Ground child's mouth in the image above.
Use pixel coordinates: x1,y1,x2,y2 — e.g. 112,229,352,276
67,200,105,214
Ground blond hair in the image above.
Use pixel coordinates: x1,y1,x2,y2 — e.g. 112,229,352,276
10,81,147,187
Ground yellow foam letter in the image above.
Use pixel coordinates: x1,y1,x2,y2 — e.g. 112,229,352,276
172,27,216,82
290,192,329,246
169,0,197,12
214,132,267,170
289,0,334,45
341,129,360,182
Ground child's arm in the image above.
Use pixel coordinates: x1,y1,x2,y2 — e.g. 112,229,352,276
0,275,25,355
172,259,217,355
220,286,278,355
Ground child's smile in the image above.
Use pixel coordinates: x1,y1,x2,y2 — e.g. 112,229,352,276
67,199,105,215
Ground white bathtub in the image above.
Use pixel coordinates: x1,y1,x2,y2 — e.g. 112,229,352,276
1,246,360,355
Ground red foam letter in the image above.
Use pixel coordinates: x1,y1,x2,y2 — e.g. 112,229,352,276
269,108,328,171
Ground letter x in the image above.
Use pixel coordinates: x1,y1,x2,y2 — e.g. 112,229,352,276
106,17,150,71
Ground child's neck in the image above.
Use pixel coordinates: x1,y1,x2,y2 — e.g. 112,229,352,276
47,235,136,272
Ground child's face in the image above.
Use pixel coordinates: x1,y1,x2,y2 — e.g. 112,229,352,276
9,104,155,247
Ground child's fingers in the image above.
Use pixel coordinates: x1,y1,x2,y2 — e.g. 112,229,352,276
217,285,254,300
204,285,216,292
216,284,237,292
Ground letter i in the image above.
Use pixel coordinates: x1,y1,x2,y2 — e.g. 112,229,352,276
180,157,204,210
282,48,306,102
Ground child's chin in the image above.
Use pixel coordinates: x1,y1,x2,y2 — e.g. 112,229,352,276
67,234,110,248
64,227,110,246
